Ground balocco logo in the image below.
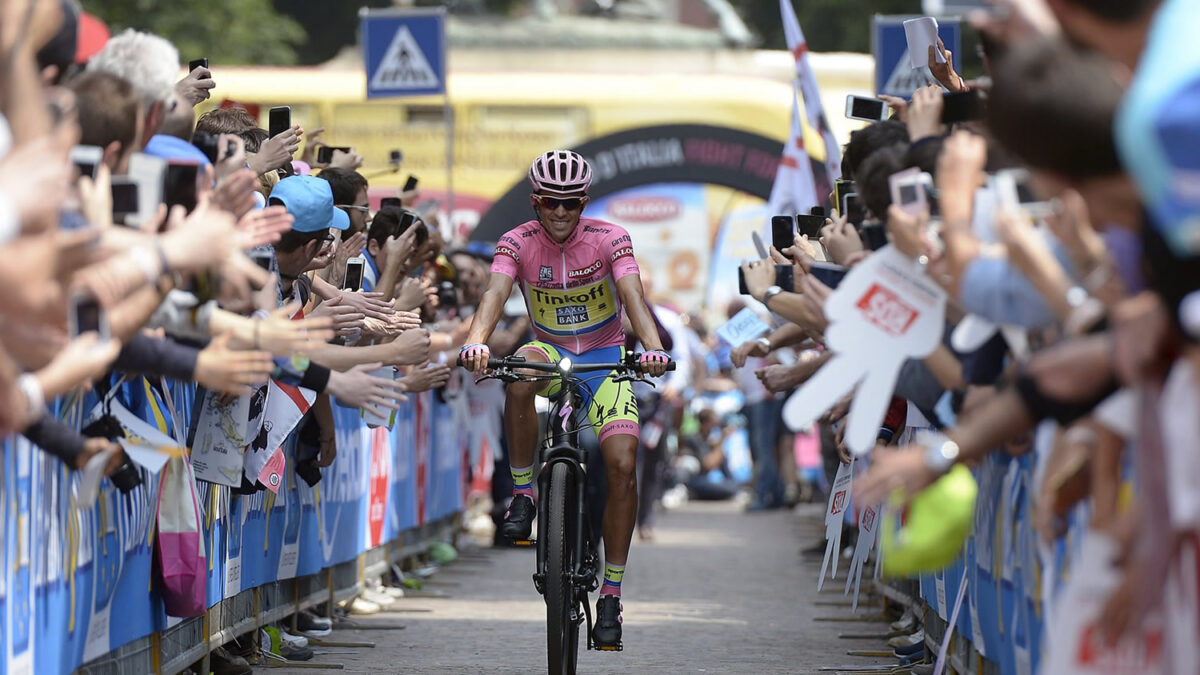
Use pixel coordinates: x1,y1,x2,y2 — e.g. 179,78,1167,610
607,196,681,223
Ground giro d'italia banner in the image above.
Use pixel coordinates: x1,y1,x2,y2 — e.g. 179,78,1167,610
0,378,464,675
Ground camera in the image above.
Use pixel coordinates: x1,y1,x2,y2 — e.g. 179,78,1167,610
437,280,458,308
80,413,143,493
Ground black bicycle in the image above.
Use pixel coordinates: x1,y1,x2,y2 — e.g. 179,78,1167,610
461,352,673,675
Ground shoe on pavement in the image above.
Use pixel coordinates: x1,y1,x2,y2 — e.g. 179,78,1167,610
909,664,934,675
295,611,332,637
209,646,252,675
501,494,536,541
894,640,925,657
380,584,405,599
361,587,396,607
279,628,308,649
345,597,381,615
591,595,623,651
260,627,314,662
891,609,917,632
888,629,924,649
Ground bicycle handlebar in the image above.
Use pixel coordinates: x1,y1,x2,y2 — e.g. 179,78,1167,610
456,352,676,375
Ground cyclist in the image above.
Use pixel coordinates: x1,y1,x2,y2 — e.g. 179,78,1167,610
460,150,670,650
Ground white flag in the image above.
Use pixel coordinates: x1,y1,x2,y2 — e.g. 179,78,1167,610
775,0,842,213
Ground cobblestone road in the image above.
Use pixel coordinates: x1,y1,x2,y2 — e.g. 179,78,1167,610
270,501,900,674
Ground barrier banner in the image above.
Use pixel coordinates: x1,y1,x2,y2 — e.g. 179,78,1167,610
1,379,464,675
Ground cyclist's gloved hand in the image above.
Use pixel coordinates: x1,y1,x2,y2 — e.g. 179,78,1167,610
459,343,491,374
639,349,670,377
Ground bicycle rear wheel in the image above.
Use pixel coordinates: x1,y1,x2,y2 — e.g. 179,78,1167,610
545,461,579,675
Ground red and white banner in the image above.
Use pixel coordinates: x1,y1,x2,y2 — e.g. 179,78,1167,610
769,0,842,217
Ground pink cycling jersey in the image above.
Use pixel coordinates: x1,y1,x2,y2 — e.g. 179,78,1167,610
491,217,641,354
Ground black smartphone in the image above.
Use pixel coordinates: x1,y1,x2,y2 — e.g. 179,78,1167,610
389,149,404,165
810,206,826,217
192,130,219,165
770,215,794,253
398,211,417,231
796,214,826,239
343,257,365,292
403,174,419,192
164,162,199,214
317,146,351,164
774,264,795,293
843,193,867,227
859,222,889,251
68,292,107,339
737,267,749,295
833,179,855,216
268,106,291,139
380,197,402,210
810,262,848,289
188,58,208,72
70,145,103,179
110,179,139,223
252,252,272,271
941,91,983,124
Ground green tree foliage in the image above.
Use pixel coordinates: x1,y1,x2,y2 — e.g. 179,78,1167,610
87,0,307,65
735,0,920,53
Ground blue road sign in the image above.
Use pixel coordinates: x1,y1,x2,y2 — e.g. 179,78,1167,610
872,15,962,98
361,8,446,99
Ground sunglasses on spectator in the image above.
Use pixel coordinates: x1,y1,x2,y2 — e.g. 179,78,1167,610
534,195,586,211
337,205,370,214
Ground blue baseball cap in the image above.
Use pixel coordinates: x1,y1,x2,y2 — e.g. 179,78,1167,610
269,175,349,233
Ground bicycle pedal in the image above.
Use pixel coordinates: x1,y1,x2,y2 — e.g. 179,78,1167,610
512,539,535,547
594,643,623,652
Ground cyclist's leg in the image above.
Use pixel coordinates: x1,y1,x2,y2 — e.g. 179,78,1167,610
500,341,559,539
589,359,640,593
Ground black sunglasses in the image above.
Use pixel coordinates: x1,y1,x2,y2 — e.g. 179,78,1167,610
535,195,585,211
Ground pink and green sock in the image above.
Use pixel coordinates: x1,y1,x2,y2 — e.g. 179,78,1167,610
600,563,625,597
511,464,535,499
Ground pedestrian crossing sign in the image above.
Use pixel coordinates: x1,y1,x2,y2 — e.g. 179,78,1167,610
361,8,446,98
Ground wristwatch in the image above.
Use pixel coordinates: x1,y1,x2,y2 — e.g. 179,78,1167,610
761,285,784,306
920,431,960,474
755,336,772,352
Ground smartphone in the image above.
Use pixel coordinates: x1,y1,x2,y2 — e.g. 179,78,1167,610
188,58,208,72
398,210,417,232
843,193,867,227
343,256,366,292
993,168,1053,218
70,145,103,179
810,262,848,289
380,197,402,210
737,267,749,295
317,146,351,164
774,264,795,293
164,161,199,214
110,178,139,224
389,149,404,165
191,131,220,165
941,91,983,124
68,292,109,340
125,153,166,228
833,179,855,216
889,168,934,217
402,174,420,193
859,222,889,251
767,216,793,254
268,106,291,139
796,214,826,239
845,95,889,122
251,251,273,271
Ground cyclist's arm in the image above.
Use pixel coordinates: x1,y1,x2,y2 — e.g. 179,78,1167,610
616,275,665,353
464,272,516,349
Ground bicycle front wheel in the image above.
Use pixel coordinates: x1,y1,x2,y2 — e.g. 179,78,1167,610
545,461,579,675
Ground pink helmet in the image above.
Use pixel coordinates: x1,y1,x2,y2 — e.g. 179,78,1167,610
528,150,592,197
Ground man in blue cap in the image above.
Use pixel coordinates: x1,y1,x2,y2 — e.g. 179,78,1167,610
269,175,349,307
